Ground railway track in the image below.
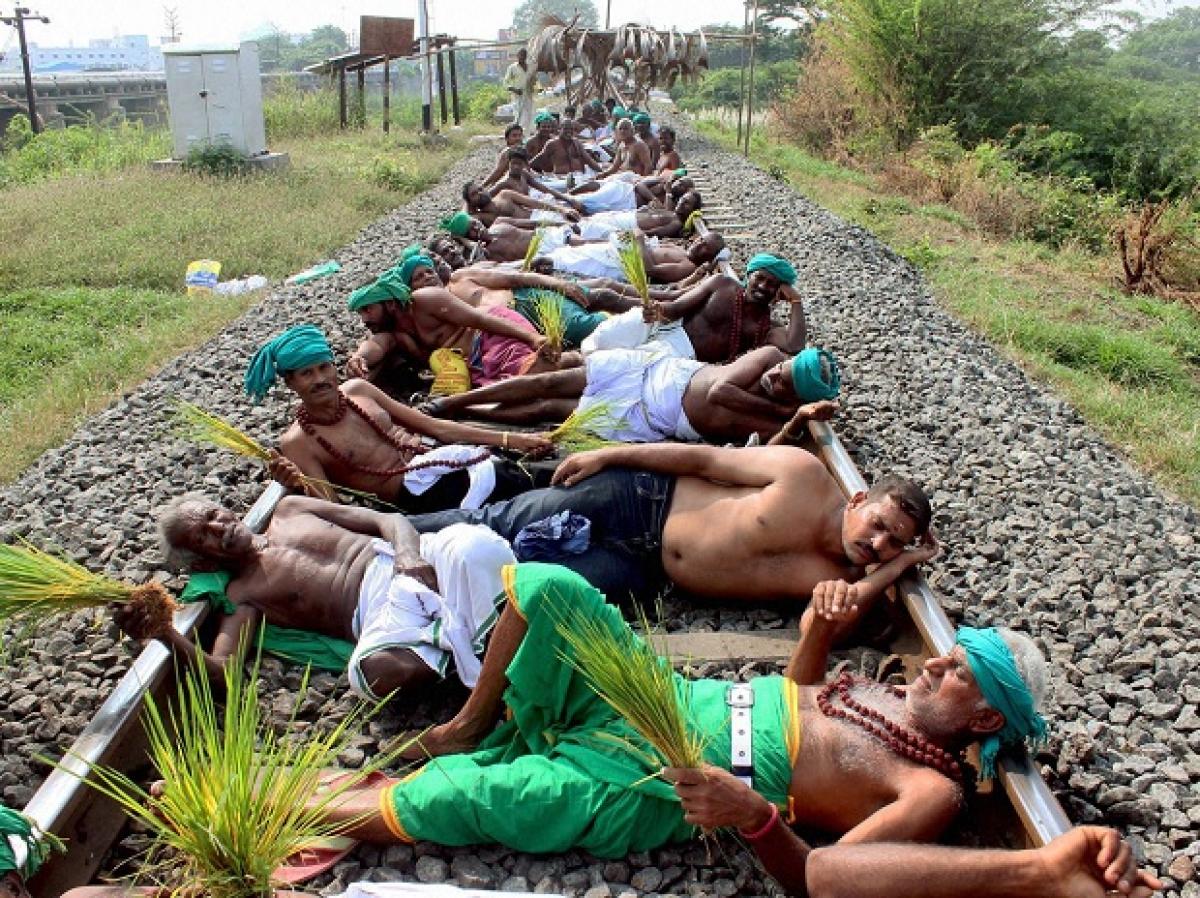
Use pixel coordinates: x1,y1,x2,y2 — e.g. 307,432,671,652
21,137,1070,898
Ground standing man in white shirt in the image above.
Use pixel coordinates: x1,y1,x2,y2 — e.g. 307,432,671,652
503,47,533,133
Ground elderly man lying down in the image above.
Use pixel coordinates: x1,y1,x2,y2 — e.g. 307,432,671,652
115,495,516,703
422,346,841,447
285,563,1050,862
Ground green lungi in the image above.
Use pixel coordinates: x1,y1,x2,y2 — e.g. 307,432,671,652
381,563,800,856
513,288,607,348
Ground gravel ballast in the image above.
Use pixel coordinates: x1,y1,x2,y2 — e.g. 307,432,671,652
2,125,1197,897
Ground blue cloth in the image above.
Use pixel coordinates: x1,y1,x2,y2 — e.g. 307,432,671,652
243,324,333,403
956,627,1048,781
513,510,592,561
410,469,675,603
746,253,797,286
791,347,840,401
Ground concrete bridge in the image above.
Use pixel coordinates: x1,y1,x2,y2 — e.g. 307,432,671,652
0,71,167,131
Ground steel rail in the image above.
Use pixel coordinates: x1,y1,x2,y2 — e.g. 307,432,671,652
26,481,287,898
690,213,1071,846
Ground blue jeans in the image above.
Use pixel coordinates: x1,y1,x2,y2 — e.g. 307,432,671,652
409,468,675,602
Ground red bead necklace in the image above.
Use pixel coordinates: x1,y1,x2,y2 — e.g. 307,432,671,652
296,391,491,478
726,286,772,363
817,673,964,783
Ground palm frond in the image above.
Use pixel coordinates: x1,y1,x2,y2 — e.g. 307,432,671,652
528,290,568,353
175,401,271,462
522,227,546,271
554,600,705,770
548,401,622,453
616,231,651,313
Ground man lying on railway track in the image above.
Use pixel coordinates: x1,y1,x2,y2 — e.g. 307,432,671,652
406,443,938,629
419,346,841,449
487,146,584,211
0,803,54,898
459,182,581,228
345,255,557,392
480,122,526,189
246,325,553,514
581,251,806,360
296,563,1044,860
119,494,516,702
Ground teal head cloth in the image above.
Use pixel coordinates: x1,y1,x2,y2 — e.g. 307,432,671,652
746,252,797,286
956,627,1048,781
439,211,473,237
399,243,422,261
396,253,436,287
534,111,554,125
673,167,687,178
791,348,840,401
612,105,626,119
347,269,412,312
0,804,53,878
631,112,651,125
243,324,334,402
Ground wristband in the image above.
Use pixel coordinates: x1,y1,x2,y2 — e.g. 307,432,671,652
739,803,780,841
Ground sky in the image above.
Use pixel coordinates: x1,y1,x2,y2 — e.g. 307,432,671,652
4,0,757,49
2,0,1188,49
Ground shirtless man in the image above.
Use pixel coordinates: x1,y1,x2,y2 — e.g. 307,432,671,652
421,346,840,449
480,122,525,189
293,562,1044,859
529,118,602,178
654,125,683,175
523,111,557,159
583,251,805,361
575,190,702,240
593,118,652,179
406,443,937,623
243,326,553,514
345,255,552,389
631,112,661,169
461,182,579,228
120,495,518,702
489,147,583,210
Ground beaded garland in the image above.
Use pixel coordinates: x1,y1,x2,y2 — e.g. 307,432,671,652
296,391,492,479
727,286,772,363
817,673,965,783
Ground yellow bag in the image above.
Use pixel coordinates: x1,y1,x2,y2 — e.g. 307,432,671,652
185,259,222,295
428,348,471,396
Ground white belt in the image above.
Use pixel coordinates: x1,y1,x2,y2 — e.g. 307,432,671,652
728,683,755,787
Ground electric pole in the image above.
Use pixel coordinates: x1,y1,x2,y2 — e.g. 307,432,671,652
1,6,49,133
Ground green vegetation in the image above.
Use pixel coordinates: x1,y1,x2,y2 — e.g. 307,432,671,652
0,92,498,482
699,122,1200,502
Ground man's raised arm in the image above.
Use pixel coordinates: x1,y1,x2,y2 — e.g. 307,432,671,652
552,444,817,490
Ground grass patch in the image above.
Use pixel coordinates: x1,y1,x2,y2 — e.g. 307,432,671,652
0,125,488,482
699,119,1200,502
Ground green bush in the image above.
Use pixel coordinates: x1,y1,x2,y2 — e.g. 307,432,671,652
673,60,798,112
264,84,341,139
0,115,168,188
462,83,509,122
182,143,250,177
369,156,435,193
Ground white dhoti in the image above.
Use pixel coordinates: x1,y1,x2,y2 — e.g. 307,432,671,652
530,209,566,224
580,178,637,214
403,444,496,509
534,223,575,254
549,232,656,281
578,210,638,240
347,527,516,700
581,307,697,359
577,349,706,443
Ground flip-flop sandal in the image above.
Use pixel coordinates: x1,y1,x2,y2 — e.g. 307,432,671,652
428,348,471,397
271,770,391,884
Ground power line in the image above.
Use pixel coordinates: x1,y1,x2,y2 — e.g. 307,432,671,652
0,6,51,133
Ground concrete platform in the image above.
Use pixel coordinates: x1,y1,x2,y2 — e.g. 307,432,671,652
150,151,291,172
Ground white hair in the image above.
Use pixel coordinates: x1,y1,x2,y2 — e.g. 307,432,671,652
156,492,217,572
995,627,1048,710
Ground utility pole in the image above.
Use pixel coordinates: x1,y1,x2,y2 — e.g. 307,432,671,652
605,0,611,29
1,6,50,134
417,0,432,132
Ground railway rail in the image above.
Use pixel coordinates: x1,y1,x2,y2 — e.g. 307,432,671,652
22,138,1069,898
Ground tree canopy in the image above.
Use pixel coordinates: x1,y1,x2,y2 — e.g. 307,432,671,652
512,0,599,37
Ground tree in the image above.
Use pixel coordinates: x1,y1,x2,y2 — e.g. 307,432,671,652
512,0,599,37
1121,7,1200,74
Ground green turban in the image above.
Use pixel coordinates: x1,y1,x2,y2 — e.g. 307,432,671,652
399,243,422,261
0,805,54,878
347,269,412,312
439,212,473,237
244,324,334,403
631,112,651,125
746,252,797,286
534,111,554,125
396,253,436,287
673,167,687,178
612,106,626,119
791,348,840,402
956,627,1048,782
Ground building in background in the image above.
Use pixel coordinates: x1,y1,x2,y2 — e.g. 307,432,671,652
0,35,165,73
472,27,517,79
